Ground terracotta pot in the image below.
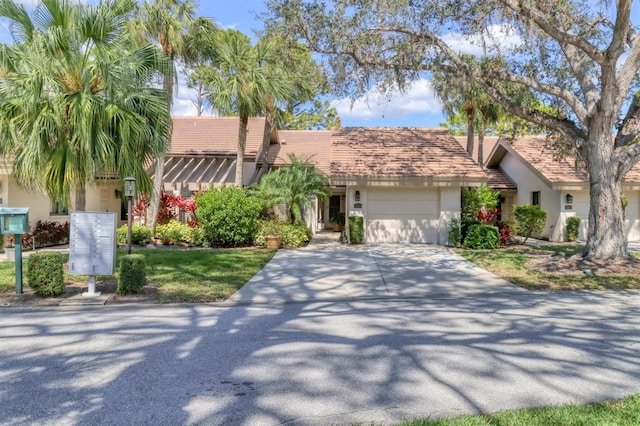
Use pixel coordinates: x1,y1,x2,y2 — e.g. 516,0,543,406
265,235,281,249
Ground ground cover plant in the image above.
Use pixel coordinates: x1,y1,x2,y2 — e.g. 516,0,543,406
398,393,640,425
455,244,640,290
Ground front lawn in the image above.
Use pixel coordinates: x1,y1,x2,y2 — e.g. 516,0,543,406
0,247,276,303
455,244,640,290
399,393,640,425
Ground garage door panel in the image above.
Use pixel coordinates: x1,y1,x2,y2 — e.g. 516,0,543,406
366,188,440,243
370,204,435,215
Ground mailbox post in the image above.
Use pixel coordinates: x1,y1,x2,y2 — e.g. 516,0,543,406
0,207,29,294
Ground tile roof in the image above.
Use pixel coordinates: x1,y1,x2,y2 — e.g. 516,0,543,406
454,136,500,165
485,168,517,190
168,116,266,158
500,135,640,184
330,127,486,180
266,130,332,175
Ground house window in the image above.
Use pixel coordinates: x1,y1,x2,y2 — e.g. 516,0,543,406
50,199,68,215
531,191,541,206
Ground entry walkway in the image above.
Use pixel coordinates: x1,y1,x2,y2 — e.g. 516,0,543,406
227,236,527,304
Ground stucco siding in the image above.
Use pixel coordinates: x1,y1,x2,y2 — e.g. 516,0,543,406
625,191,640,241
501,153,560,239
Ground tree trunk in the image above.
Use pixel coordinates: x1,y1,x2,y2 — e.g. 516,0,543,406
477,125,485,169
236,115,248,187
148,59,174,231
74,184,86,212
466,111,474,159
583,137,628,260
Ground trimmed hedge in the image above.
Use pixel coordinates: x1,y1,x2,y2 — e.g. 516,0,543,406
464,224,500,249
27,251,65,296
566,216,581,242
118,254,147,295
349,215,364,244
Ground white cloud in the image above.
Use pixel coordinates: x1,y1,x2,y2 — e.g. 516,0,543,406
331,78,442,121
442,24,523,56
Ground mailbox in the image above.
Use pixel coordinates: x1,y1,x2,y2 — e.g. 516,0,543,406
0,207,29,235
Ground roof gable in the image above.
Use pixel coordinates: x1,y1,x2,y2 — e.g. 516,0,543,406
266,130,332,175
486,135,640,186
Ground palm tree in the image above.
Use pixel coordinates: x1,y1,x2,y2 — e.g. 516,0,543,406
0,0,172,210
182,16,218,116
432,55,507,167
204,31,293,186
134,0,196,229
257,154,330,223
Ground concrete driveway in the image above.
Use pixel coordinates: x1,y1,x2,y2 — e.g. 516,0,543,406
227,244,527,304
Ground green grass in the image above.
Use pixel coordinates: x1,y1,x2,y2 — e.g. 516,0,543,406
0,248,276,303
137,248,275,303
0,261,16,292
399,393,640,425
455,245,640,290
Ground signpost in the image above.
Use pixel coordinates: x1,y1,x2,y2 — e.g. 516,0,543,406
0,207,29,294
68,212,116,296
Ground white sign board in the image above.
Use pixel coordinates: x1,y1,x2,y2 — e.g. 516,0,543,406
69,212,117,276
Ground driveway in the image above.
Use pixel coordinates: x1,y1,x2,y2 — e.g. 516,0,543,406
227,243,527,304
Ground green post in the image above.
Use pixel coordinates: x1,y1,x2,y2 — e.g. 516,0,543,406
14,234,22,294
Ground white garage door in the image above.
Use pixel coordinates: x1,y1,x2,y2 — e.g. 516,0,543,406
366,188,439,243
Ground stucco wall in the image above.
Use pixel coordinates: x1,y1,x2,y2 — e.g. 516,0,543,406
439,187,460,245
501,153,560,239
555,190,589,241
6,177,124,228
625,191,640,241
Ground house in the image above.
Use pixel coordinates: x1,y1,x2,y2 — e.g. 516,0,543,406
0,158,123,232
2,117,489,246
485,135,640,241
267,127,488,243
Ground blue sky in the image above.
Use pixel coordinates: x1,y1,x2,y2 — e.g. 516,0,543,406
184,0,446,127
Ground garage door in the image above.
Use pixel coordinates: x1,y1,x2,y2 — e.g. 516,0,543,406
366,188,439,243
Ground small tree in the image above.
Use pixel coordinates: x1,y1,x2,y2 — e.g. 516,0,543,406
257,154,330,223
462,186,500,220
514,205,547,243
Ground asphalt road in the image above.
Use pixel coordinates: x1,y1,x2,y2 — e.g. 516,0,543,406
2,291,640,425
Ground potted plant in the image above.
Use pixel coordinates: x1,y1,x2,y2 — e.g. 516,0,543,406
331,212,345,232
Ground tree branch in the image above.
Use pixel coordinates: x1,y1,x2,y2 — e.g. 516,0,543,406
485,67,588,122
498,0,605,63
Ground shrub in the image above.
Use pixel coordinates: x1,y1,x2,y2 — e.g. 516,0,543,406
255,219,311,248
116,224,153,246
448,218,462,247
280,222,312,248
196,187,262,247
27,252,65,296
461,218,480,243
514,204,547,243
462,186,500,220
254,220,281,246
463,224,499,249
349,215,364,244
154,220,188,245
12,221,70,249
566,216,581,242
497,221,513,246
118,254,146,295
184,226,207,246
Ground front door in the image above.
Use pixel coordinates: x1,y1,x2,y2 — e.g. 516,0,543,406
329,195,341,229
